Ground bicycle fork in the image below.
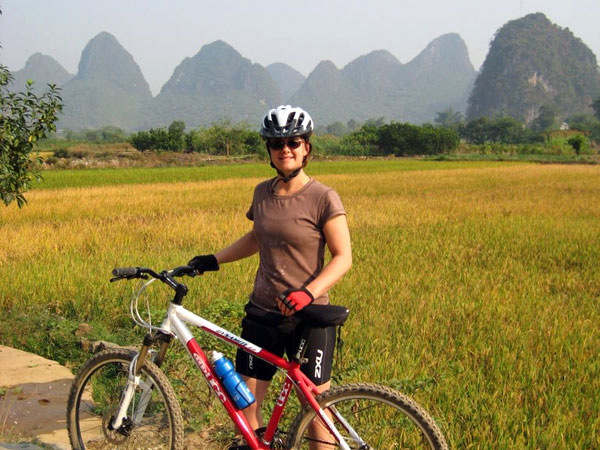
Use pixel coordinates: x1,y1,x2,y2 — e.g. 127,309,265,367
110,353,152,431
110,334,170,432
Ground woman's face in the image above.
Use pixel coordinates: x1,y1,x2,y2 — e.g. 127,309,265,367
268,137,309,174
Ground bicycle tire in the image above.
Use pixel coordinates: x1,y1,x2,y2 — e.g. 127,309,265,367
66,348,184,450
286,382,448,449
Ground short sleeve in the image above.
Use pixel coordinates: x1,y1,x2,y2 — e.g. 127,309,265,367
246,199,254,221
246,182,265,221
318,189,346,228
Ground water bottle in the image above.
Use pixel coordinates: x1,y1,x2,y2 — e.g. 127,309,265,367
210,351,255,409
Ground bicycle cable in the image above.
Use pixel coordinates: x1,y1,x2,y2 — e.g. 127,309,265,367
129,277,173,335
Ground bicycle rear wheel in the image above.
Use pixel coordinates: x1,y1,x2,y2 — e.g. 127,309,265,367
66,348,184,450
287,383,448,449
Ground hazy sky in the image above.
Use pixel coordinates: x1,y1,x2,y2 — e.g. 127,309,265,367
1,1,599,96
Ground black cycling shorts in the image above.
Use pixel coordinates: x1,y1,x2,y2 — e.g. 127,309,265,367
235,302,336,385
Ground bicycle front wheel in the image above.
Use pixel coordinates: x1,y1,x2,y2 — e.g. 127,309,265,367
66,348,184,450
287,383,448,449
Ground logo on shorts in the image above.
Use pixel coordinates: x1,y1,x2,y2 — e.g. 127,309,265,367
248,354,254,370
314,349,324,379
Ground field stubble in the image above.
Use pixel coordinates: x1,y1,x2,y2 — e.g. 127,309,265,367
0,161,599,448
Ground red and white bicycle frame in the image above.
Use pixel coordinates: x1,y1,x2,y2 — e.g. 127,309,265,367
147,302,352,450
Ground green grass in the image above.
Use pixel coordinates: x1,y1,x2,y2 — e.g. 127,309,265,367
430,152,599,164
2,160,599,448
34,159,512,190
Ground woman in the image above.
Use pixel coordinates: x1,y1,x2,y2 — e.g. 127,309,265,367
188,105,352,442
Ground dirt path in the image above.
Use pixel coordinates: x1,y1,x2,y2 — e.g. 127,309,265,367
0,346,73,449
0,345,229,449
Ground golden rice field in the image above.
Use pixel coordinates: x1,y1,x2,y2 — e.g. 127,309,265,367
0,160,599,448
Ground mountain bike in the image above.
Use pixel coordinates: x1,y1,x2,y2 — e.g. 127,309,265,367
66,265,449,449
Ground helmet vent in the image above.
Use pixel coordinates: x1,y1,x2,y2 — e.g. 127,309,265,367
260,105,314,139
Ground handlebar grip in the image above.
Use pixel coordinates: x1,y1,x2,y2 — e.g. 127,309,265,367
112,267,139,278
170,265,197,278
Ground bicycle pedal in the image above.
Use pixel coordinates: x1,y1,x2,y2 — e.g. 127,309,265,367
228,427,267,449
228,437,251,450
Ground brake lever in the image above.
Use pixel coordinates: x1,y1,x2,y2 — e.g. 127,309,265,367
169,265,199,278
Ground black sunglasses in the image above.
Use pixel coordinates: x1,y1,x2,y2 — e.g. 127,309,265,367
268,138,304,150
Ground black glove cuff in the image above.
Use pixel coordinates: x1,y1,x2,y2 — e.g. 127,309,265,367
205,254,219,271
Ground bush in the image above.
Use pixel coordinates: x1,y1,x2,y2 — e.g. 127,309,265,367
567,135,586,155
377,122,458,156
53,148,70,158
460,116,543,145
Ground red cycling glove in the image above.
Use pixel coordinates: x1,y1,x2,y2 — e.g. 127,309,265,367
278,288,314,313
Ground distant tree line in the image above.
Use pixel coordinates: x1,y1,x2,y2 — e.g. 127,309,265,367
54,95,600,158
129,119,265,157
328,121,460,156
433,102,600,145
128,118,460,157
62,126,129,143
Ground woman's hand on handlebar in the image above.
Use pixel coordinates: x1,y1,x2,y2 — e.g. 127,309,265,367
187,254,220,275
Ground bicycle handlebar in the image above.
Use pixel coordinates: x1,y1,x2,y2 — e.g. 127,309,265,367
111,265,196,281
111,265,197,305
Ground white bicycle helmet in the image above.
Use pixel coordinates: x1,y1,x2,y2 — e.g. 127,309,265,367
260,105,314,138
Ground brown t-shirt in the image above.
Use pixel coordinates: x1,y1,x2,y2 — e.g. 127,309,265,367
247,178,346,312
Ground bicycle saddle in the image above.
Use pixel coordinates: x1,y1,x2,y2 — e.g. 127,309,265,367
296,304,349,327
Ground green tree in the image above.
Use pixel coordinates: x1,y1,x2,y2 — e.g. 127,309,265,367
167,120,186,151
325,121,348,136
434,107,463,130
148,127,170,151
83,129,101,142
130,130,153,152
0,66,63,207
568,113,600,143
567,134,586,155
378,122,424,156
207,119,237,156
346,119,360,132
99,126,127,143
341,124,379,155
531,103,559,132
489,116,526,144
462,116,490,145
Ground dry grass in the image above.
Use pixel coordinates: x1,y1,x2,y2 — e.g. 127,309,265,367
1,162,599,448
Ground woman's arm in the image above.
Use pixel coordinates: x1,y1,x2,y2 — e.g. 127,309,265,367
277,214,352,315
305,214,352,298
215,231,259,264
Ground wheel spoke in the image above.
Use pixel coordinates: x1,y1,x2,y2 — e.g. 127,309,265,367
67,349,184,450
288,383,448,450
